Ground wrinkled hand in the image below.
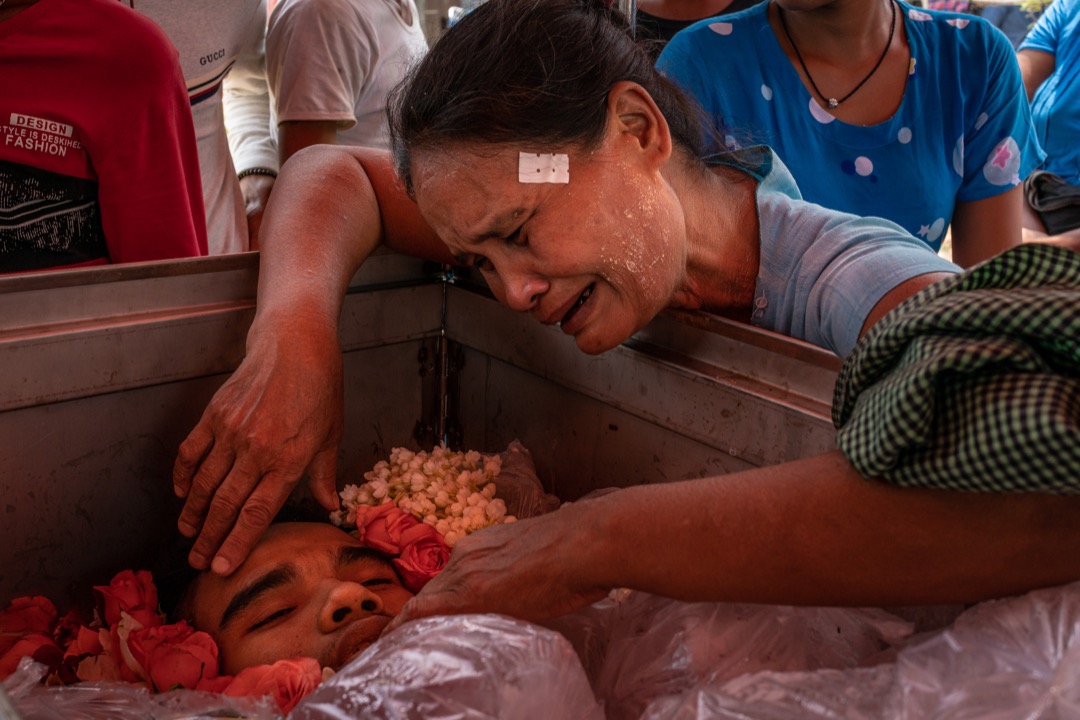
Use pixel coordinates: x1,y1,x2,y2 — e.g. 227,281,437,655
172,320,343,574
385,503,608,632
239,173,275,250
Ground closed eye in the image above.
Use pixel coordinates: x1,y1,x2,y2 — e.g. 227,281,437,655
362,577,394,588
248,607,293,632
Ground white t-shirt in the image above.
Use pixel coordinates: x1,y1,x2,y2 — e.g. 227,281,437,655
135,0,277,255
266,0,429,150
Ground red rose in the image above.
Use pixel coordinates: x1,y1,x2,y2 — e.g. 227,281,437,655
0,632,63,680
95,570,162,629
0,596,57,637
127,621,220,692
355,502,421,554
224,657,323,715
196,674,235,694
392,533,450,592
51,608,86,652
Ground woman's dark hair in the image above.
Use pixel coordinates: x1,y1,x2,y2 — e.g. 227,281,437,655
388,0,705,192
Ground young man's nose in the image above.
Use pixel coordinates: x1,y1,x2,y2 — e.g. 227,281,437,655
318,582,384,632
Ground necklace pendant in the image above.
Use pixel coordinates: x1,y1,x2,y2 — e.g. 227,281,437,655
827,98,839,109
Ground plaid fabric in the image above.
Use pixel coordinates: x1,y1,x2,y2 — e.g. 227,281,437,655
833,244,1080,493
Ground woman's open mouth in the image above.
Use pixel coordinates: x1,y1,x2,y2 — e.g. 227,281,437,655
559,282,595,333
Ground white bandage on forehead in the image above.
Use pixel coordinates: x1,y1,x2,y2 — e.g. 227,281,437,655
518,152,569,184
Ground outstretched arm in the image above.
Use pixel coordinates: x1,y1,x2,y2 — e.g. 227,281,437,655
173,145,449,575
390,450,1080,627
949,187,1023,268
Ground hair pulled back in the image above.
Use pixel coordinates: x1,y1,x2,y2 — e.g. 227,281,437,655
388,0,704,192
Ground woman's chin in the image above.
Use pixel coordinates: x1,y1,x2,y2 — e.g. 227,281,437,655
574,330,625,355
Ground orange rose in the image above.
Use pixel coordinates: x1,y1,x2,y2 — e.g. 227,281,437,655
0,632,62,680
127,621,220,692
392,533,450,592
224,657,324,715
94,570,162,629
0,596,57,637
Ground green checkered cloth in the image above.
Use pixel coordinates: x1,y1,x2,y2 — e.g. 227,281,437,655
833,244,1080,493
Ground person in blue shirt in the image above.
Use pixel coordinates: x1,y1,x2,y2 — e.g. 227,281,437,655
1017,0,1080,251
657,0,1044,267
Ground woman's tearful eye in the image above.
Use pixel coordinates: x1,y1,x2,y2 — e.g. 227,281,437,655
249,607,293,632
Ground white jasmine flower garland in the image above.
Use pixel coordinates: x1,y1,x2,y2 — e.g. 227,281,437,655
331,445,516,547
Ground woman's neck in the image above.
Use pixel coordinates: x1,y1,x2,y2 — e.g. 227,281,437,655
666,155,760,318
636,0,737,21
769,0,896,64
769,0,908,124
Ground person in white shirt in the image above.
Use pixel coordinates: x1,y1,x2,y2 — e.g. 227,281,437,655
135,0,279,253
266,0,429,164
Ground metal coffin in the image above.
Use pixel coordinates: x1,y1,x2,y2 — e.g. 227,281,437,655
0,254,839,602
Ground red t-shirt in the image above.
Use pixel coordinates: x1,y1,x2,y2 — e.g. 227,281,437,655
0,0,208,272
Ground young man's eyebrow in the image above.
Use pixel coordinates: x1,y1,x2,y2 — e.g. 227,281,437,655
336,544,391,569
218,565,298,631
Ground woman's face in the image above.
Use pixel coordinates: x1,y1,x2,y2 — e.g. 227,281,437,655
411,137,687,355
189,523,413,675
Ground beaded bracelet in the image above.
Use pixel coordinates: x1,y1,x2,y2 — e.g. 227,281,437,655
237,167,278,180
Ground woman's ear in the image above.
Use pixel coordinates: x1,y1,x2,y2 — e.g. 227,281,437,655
606,81,673,168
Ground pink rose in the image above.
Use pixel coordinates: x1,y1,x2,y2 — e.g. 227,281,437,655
95,570,162,629
224,657,323,715
356,502,431,554
127,621,220,692
393,533,451,592
0,632,63,680
0,596,57,637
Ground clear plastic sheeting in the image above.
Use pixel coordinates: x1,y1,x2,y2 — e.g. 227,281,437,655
547,590,915,719
5,657,280,720
640,581,1080,719
289,613,604,720
492,440,561,520
8,582,1080,719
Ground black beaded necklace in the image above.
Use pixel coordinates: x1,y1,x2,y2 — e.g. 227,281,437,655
778,0,897,110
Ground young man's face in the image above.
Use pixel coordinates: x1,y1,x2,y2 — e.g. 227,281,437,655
189,522,414,674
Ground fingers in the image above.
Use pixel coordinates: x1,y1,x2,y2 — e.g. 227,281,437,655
176,441,238,539
173,419,215,499
206,471,299,575
383,589,462,635
308,448,340,511
183,456,263,569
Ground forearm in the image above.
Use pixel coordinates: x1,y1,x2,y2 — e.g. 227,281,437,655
584,450,1080,606
950,187,1023,268
251,146,395,334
